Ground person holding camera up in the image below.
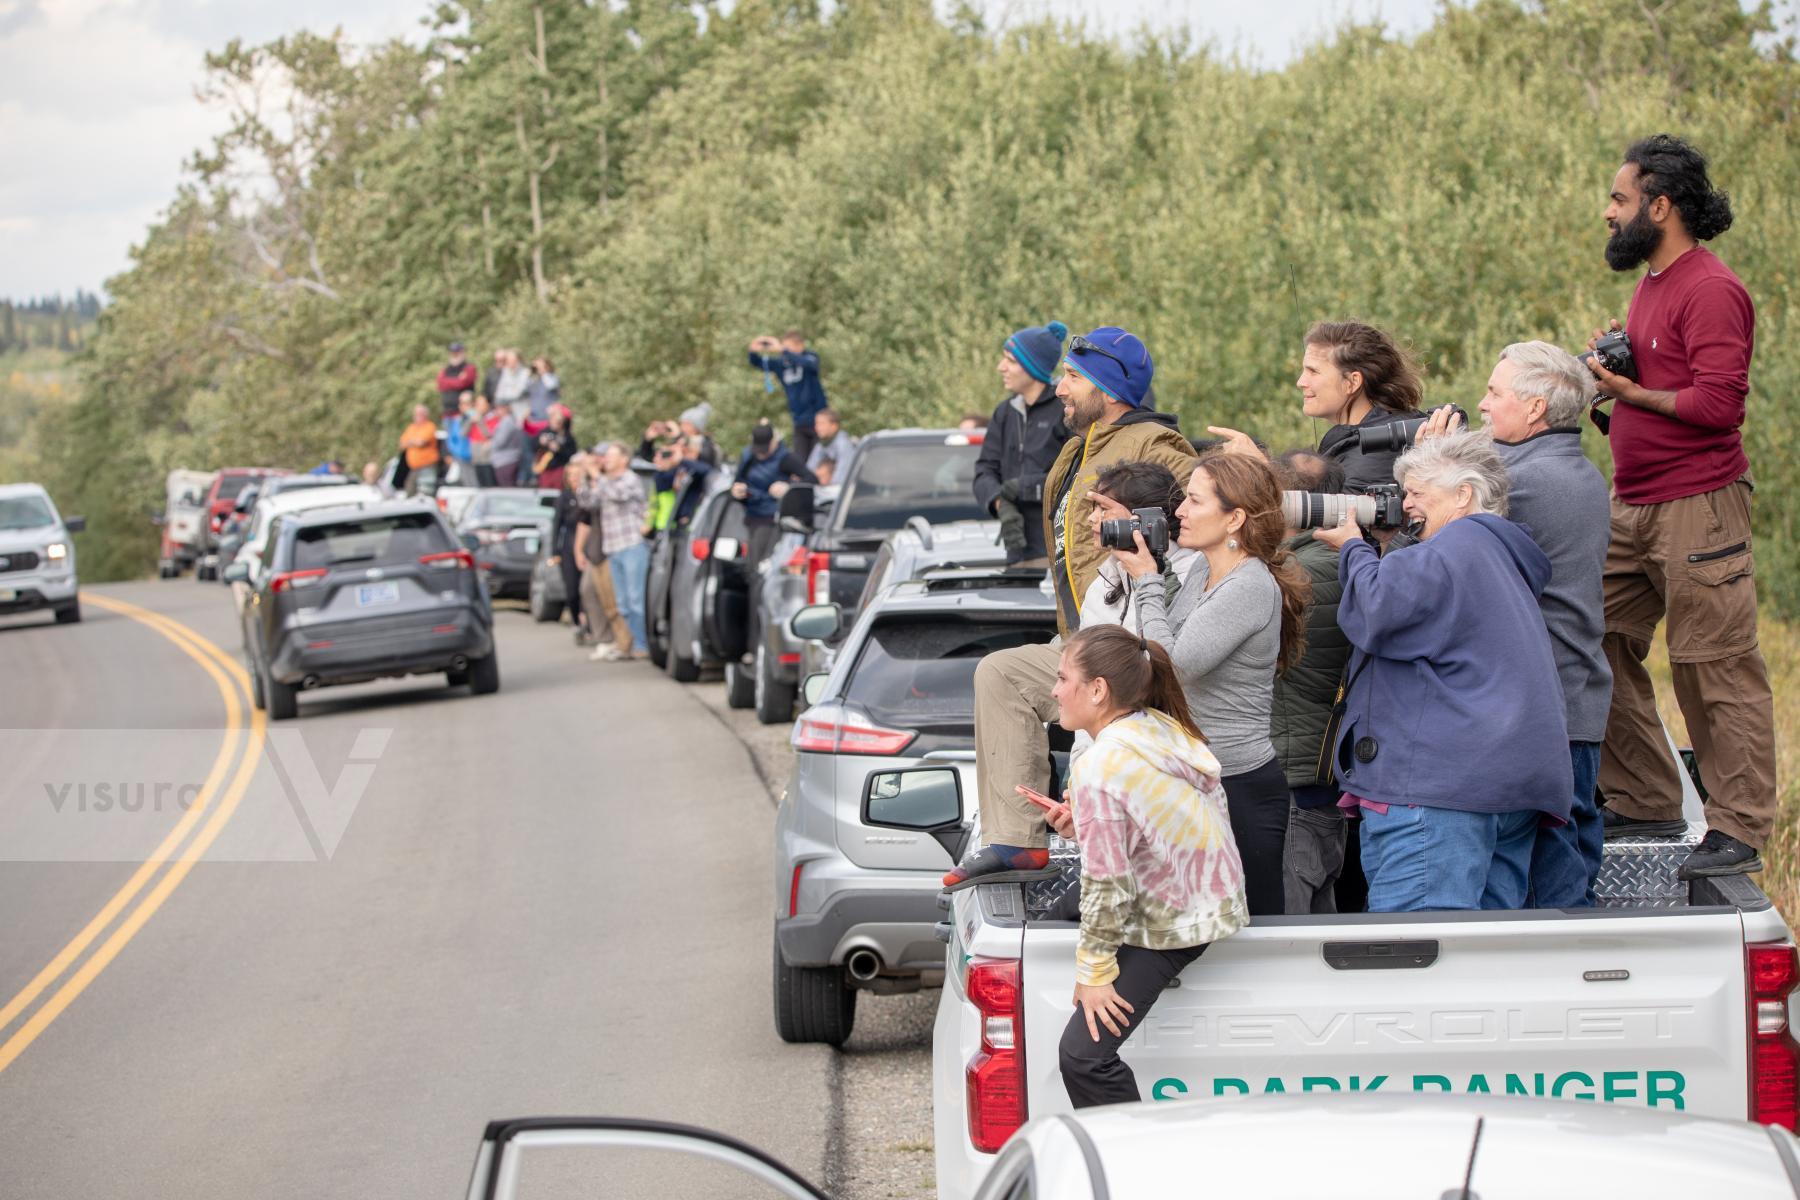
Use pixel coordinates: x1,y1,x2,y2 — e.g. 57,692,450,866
1583,134,1771,879
1048,624,1248,1107
944,327,1196,889
1110,452,1309,916
747,330,829,461
1314,432,1572,911
974,320,1071,565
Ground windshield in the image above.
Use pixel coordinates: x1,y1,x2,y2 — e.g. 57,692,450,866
291,512,451,570
470,492,552,520
0,495,57,530
843,617,1054,728
836,442,985,530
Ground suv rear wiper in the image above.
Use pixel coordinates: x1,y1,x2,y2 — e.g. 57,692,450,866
328,554,377,565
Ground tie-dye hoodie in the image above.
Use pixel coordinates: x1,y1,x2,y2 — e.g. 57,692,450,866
1072,710,1248,987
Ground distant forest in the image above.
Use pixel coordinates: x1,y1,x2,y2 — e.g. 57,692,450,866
0,293,103,355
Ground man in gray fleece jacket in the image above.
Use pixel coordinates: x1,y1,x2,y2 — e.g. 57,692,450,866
1425,341,1613,904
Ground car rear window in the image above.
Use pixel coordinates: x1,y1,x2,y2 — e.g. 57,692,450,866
291,512,452,570
472,492,551,519
843,617,1055,728
836,442,986,530
215,475,258,501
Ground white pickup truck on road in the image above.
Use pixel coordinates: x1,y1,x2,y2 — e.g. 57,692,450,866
933,792,1800,1198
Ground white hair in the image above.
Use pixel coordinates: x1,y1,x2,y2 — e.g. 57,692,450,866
1499,340,1592,429
1394,430,1510,517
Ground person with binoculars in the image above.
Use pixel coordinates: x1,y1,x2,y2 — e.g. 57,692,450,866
1585,134,1773,880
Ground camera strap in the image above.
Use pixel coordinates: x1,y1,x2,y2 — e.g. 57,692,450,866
1314,653,1372,788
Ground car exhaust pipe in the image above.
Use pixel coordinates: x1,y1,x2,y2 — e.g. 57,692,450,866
846,949,882,982
449,656,469,674
301,675,321,690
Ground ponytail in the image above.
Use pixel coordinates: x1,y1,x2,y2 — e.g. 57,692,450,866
1066,625,1206,744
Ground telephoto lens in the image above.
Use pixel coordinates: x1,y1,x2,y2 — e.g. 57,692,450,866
1355,404,1470,454
1279,492,1378,531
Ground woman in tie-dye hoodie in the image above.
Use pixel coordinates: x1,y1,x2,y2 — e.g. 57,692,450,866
1049,624,1248,1108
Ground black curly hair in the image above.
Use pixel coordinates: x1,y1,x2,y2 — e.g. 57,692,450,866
1624,134,1734,242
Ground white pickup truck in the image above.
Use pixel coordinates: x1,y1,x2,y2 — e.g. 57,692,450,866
933,773,1800,1199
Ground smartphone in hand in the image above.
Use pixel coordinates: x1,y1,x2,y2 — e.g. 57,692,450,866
1015,785,1058,812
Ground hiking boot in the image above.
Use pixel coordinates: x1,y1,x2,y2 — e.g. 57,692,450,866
1676,829,1763,880
1601,807,1688,840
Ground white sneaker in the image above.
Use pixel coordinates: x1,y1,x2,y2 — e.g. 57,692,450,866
589,645,626,662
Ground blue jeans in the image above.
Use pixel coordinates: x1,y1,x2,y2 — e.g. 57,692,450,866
608,541,650,653
1360,803,1538,912
1528,742,1604,908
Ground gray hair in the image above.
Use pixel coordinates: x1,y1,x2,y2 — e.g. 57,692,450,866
1498,340,1592,429
1394,430,1510,517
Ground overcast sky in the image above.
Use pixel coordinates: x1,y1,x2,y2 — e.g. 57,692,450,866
0,0,1439,299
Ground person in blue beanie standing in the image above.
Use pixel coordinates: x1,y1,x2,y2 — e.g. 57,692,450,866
974,319,1071,564
747,329,829,461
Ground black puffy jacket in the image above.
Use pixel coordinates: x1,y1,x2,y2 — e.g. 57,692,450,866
1317,406,1427,493
973,389,1069,559
1269,532,1351,787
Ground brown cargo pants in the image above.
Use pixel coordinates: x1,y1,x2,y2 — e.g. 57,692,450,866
1599,478,1776,849
583,561,633,654
973,640,1062,848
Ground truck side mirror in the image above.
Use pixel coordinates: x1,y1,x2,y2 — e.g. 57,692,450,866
789,604,840,641
64,516,87,534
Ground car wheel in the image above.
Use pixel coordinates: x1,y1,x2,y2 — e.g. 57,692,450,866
249,666,266,712
53,600,82,625
528,580,557,623
754,643,795,725
647,608,669,670
666,643,700,683
468,652,501,695
265,675,299,721
724,657,755,709
772,931,855,1046
159,563,175,579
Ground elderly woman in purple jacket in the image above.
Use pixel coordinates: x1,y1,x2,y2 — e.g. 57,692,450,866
1313,431,1572,912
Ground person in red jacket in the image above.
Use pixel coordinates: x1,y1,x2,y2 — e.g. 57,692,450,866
1586,133,1772,879
435,341,478,417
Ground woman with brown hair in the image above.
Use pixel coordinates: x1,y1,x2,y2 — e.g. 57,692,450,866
1050,623,1247,1106
1107,452,1308,916
1298,319,1428,492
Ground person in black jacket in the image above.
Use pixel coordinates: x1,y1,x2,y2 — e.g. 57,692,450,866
1297,320,1428,492
974,320,1071,564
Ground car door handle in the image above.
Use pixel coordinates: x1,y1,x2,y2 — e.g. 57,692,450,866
1322,940,1440,970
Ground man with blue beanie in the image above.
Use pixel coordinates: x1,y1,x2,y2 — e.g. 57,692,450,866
975,320,1071,564
947,325,1199,889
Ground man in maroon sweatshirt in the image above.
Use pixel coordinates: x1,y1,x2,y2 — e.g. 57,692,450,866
435,341,478,417
1586,134,1771,879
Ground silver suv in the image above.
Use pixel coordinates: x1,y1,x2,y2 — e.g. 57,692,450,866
770,567,1056,1045
0,483,85,625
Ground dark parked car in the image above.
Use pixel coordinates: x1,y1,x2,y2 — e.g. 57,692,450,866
456,488,557,600
227,500,496,720
651,479,751,684
646,467,733,676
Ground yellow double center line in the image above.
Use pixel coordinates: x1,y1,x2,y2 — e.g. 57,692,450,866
0,592,266,1074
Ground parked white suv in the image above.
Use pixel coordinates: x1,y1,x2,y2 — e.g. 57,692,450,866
0,483,85,625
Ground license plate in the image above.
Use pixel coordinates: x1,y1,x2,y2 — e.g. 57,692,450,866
356,582,399,608
0,588,14,602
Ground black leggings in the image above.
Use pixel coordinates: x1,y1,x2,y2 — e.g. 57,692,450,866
1223,757,1289,917
1060,943,1206,1108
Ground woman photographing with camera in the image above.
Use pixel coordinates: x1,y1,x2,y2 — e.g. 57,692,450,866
1049,624,1247,1107
1110,453,1308,916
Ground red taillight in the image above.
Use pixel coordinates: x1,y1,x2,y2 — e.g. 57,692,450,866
690,537,711,562
965,958,1025,1153
778,652,801,666
436,496,449,511
784,546,809,574
1749,943,1800,1129
788,864,804,918
420,550,474,570
210,515,224,532
806,551,831,605
789,705,915,756
270,568,327,593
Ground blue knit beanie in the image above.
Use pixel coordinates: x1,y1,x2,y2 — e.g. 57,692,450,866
1064,326,1153,409
1003,320,1068,386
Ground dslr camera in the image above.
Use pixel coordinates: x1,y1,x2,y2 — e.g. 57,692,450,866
1575,328,1637,383
1098,507,1170,557
1353,404,1470,454
1281,483,1409,531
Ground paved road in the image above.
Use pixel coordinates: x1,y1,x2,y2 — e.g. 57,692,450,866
0,580,837,1197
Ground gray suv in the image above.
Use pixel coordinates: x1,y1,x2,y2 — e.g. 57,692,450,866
770,567,1057,1045
231,499,496,720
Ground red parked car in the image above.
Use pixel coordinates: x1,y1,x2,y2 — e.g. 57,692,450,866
194,468,287,580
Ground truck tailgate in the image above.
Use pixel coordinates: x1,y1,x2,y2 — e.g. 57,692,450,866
1021,908,1751,1120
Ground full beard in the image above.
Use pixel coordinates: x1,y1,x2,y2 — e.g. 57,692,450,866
1069,394,1108,433
1605,204,1663,272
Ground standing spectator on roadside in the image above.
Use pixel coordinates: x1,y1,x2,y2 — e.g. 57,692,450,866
524,356,560,422
494,349,531,423
436,342,477,417
533,404,578,490
975,319,1071,565
1270,450,1354,915
804,408,857,486
551,454,590,642
488,400,525,488
585,441,652,659
747,330,828,461
444,392,475,486
731,422,819,576
1587,134,1772,880
481,348,504,404
468,393,498,487
575,464,632,661
679,403,721,466
399,404,442,498
361,461,384,488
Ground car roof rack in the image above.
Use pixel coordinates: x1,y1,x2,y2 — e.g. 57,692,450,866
913,565,1047,592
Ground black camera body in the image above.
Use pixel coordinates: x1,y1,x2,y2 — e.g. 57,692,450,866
1098,507,1170,557
1576,328,1637,382
1353,405,1470,455
1281,483,1409,531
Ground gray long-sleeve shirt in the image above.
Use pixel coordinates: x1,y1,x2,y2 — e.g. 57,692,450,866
1131,555,1281,776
